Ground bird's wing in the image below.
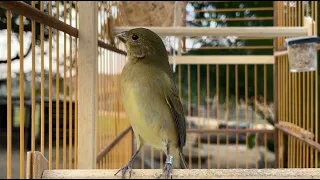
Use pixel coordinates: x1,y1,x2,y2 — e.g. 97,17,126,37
165,78,186,151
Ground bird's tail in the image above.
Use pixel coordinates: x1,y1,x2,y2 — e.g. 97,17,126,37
179,151,188,169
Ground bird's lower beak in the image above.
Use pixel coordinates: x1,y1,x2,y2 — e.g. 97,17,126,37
116,31,128,43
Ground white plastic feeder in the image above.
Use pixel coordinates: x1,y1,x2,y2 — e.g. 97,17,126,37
285,36,320,72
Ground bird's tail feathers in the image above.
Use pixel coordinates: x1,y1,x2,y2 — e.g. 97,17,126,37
179,151,188,169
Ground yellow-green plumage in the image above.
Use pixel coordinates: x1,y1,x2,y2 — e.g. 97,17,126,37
116,28,187,179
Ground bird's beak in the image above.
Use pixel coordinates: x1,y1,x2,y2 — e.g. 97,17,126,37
116,31,128,43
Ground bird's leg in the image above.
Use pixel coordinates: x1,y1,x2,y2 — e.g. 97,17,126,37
162,155,174,179
114,149,140,179
156,144,173,179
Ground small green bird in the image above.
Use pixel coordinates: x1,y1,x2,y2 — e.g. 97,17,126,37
115,28,187,179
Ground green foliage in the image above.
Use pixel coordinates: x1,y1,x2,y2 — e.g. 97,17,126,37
267,139,274,152
246,133,275,152
247,133,256,149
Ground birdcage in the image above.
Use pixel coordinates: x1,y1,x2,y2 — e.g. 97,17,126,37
1,1,320,179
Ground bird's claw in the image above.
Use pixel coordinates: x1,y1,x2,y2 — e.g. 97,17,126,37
114,164,133,179
155,163,173,179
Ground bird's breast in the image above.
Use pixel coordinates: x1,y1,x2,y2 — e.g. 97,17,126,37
120,76,162,125
119,71,177,148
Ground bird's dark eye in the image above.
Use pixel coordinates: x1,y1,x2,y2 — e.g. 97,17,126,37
132,34,139,41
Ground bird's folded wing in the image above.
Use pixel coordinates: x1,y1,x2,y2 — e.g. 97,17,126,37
165,78,186,151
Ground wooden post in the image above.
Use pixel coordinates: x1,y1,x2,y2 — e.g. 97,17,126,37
173,1,182,70
182,1,187,52
26,151,49,179
78,1,98,169
303,16,313,36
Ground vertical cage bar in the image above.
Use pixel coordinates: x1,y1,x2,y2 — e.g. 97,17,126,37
31,1,36,155
69,0,73,170
216,64,220,169
188,64,191,168
49,1,53,170
56,0,60,170
75,0,79,169
235,64,239,169
7,9,12,179
19,14,25,179
40,1,45,156
197,64,201,169
226,65,229,169
245,64,248,169
206,64,210,169
63,1,67,169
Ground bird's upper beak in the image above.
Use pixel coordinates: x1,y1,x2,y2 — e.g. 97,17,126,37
116,31,128,43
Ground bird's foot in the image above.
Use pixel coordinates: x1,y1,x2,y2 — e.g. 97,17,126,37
155,163,173,179
114,164,133,179
155,155,173,179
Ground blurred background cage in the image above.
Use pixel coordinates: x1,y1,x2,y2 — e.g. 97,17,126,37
0,1,319,179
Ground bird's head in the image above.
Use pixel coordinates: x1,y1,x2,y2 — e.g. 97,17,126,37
116,28,167,59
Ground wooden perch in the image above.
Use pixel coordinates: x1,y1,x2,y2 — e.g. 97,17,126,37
113,26,308,38
277,122,314,139
42,169,320,179
168,55,274,65
27,151,320,179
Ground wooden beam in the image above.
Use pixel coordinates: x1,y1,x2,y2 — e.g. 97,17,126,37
0,1,78,37
192,7,274,13
187,129,273,134
97,40,127,55
168,55,274,64
277,122,314,139
78,1,97,169
188,17,274,22
42,169,320,179
96,126,132,163
274,44,320,57
26,151,48,179
273,1,279,169
113,26,308,38
275,123,320,152
304,16,313,36
274,50,288,57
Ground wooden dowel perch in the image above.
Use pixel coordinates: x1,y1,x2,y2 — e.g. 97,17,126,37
113,26,308,38
168,55,274,65
274,44,320,57
42,169,320,179
27,151,320,179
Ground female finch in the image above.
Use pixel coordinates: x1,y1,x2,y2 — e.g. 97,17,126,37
115,28,187,179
